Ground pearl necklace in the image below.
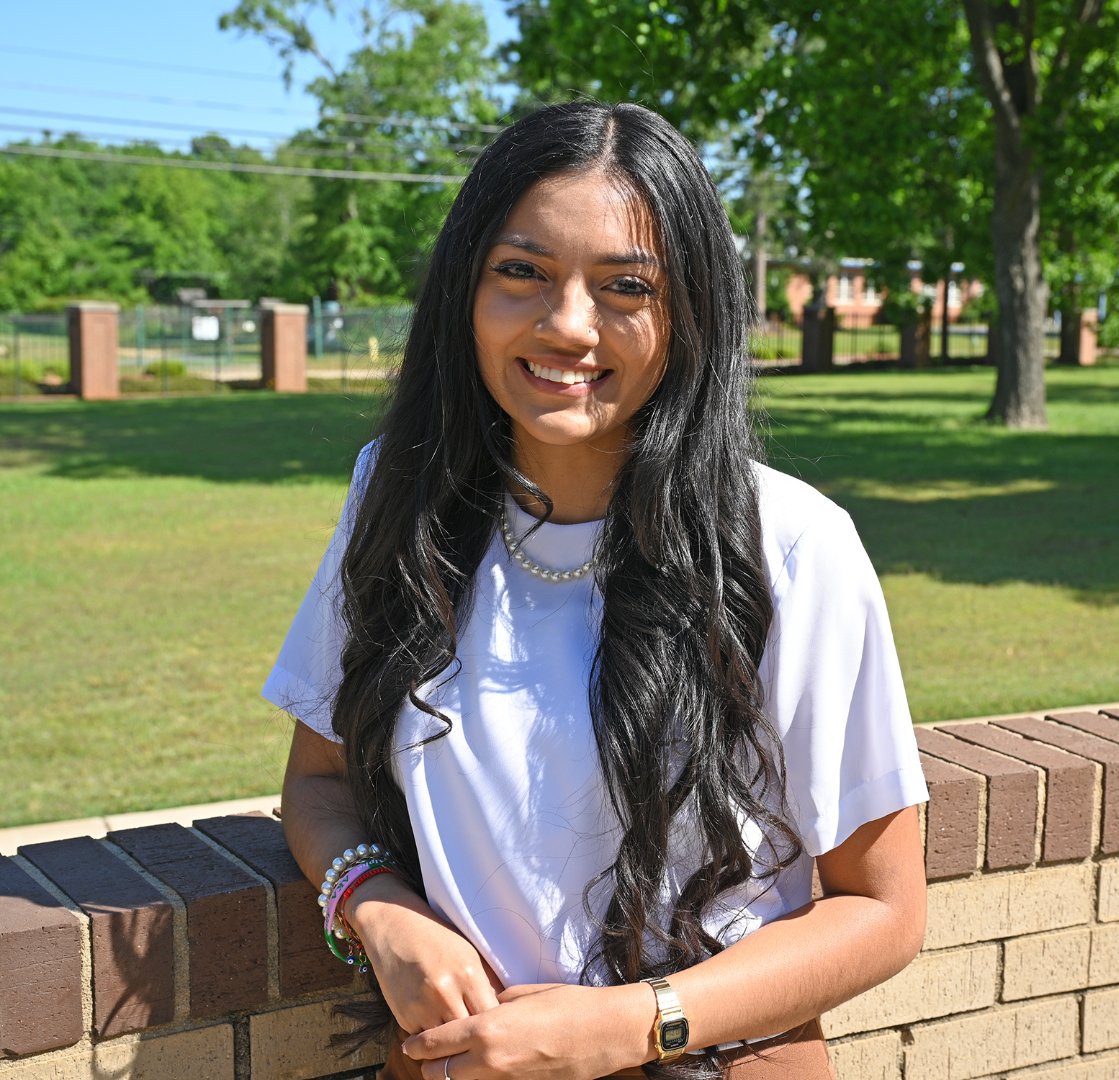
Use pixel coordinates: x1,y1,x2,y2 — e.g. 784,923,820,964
500,507,596,584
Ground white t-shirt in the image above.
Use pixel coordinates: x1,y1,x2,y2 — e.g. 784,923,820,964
263,442,928,989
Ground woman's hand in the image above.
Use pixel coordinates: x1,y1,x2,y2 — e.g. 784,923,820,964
401,982,654,1080
347,873,504,1034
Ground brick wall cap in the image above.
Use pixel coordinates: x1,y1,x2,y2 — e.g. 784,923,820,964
916,726,1040,778
67,301,120,313
949,721,1097,772
259,302,309,314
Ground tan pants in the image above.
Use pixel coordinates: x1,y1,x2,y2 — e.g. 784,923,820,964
379,1018,837,1079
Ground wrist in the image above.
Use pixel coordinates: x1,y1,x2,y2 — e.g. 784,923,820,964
602,982,660,1071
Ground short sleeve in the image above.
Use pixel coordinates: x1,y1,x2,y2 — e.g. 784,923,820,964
760,509,928,857
261,442,377,741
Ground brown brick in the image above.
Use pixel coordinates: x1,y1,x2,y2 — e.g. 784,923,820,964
905,996,1079,1079
108,823,267,1017
995,715,1119,854
1002,927,1091,1001
1083,985,1119,1052
0,856,84,1056
919,752,982,880
948,722,1095,862
19,836,174,1038
1101,707,1119,722
193,813,350,998
916,726,1038,868
1048,709,1119,744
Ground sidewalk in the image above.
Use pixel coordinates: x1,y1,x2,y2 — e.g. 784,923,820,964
0,793,281,856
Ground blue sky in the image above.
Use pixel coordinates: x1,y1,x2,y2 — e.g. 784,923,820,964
0,1,517,153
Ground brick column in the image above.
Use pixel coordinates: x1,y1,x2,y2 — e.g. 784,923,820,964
1079,308,1099,367
260,303,308,393
68,301,120,400
900,310,931,369
800,304,835,372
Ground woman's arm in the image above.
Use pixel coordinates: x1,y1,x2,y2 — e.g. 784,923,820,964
282,722,503,1032
401,804,926,1078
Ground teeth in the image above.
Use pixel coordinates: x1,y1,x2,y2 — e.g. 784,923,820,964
526,361,605,384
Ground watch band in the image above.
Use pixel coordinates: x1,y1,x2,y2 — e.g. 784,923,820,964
643,976,690,1062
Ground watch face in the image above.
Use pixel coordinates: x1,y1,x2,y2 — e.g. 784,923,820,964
661,1018,690,1052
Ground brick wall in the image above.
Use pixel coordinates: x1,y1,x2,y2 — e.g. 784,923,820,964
3,706,1119,1079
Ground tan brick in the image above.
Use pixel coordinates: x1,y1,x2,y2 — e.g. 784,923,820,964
1006,1050,1119,1079
1089,923,1119,988
825,945,996,1037
829,1031,900,1080
905,996,1079,1080
249,999,389,1080
1099,859,1119,922
926,864,1092,950
1083,986,1119,1052
0,1024,233,1080
1003,928,1091,1001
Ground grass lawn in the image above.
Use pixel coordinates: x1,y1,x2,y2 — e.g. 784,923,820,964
1,365,1116,827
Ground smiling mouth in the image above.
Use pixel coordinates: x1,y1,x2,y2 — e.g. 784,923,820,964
521,359,609,385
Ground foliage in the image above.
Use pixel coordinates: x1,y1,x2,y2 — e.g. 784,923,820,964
221,0,504,302
0,136,307,310
510,0,1119,427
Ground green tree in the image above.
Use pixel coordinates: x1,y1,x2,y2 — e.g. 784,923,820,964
221,0,503,302
511,0,1119,428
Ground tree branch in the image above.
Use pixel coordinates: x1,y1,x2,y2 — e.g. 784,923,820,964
961,0,1021,132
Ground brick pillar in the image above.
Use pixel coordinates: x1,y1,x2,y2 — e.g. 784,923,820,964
260,303,308,392
800,304,835,372
900,310,932,369
1079,309,1099,367
68,301,120,400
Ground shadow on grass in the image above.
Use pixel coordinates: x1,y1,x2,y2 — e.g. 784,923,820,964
2,378,1116,603
768,417,1118,606
0,392,389,484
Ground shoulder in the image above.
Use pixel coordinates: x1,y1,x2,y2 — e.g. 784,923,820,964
751,462,865,605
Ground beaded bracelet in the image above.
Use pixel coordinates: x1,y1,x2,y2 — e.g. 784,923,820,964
317,843,395,970
317,842,391,913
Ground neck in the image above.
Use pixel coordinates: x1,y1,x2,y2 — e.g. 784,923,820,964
510,441,626,523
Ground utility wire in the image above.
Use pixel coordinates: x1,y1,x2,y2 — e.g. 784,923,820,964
0,106,489,155
0,80,506,133
0,43,284,83
0,123,480,168
0,144,467,184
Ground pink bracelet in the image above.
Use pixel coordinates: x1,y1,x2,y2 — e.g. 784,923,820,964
324,861,393,937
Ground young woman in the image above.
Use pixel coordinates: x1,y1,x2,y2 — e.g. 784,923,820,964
265,101,928,1079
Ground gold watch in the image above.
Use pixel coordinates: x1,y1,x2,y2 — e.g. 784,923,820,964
643,976,690,1062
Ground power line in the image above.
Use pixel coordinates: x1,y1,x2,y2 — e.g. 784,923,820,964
0,144,467,184
0,43,283,84
0,124,480,169
0,80,507,134
0,107,489,156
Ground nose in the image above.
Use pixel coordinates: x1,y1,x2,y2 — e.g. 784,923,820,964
535,278,599,350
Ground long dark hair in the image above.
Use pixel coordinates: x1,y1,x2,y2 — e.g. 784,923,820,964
333,101,803,1076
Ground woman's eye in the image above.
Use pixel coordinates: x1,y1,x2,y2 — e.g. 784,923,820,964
610,276,655,297
491,261,540,280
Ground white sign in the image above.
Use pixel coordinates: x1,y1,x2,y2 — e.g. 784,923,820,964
191,315,220,342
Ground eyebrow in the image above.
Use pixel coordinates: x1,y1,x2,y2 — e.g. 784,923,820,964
492,234,663,269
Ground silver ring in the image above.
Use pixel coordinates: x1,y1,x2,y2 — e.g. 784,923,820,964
443,1057,452,1080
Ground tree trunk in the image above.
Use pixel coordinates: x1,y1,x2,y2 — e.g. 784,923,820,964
985,113,1047,427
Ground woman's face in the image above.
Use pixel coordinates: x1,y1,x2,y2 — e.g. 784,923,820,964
472,169,670,464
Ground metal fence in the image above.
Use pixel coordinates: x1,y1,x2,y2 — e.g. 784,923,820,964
0,312,70,397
